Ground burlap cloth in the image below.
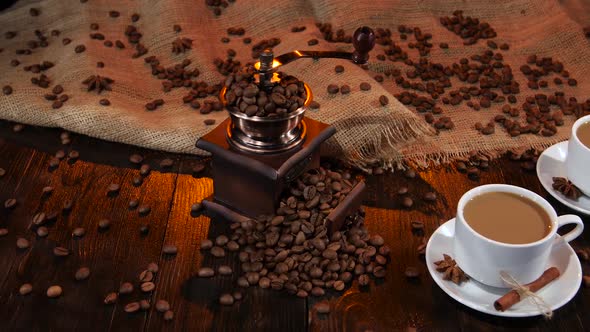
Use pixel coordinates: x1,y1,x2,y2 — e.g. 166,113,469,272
1,0,589,169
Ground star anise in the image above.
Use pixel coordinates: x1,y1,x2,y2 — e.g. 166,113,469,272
552,177,582,200
434,254,468,285
82,75,114,94
171,37,192,54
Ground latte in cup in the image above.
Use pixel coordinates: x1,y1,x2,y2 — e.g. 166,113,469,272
566,115,590,196
453,184,583,287
463,192,552,244
577,121,590,150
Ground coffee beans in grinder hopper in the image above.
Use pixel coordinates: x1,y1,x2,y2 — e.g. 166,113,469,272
223,65,307,118
196,163,389,298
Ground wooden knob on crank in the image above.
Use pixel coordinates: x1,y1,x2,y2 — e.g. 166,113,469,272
352,26,375,64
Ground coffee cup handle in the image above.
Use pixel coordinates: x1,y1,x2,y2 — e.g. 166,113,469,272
557,214,584,242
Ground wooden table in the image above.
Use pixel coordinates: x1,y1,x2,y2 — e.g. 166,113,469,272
0,120,588,332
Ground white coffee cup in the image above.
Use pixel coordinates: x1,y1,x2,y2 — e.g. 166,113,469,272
567,114,590,196
453,184,583,288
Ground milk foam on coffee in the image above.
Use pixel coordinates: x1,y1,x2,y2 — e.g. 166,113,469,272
577,121,590,150
463,192,552,244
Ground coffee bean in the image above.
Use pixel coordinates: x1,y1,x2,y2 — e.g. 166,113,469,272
49,157,60,168
19,283,33,295
29,7,40,16
0,228,8,236
133,166,149,179
307,39,318,46
47,285,62,298
160,158,174,168
138,205,151,215
3,85,13,95
404,169,416,178
140,300,150,311
439,42,449,49
147,262,159,273
72,227,85,237
107,183,120,194
104,292,118,304
334,65,344,73
200,239,213,250
423,192,437,201
139,270,154,282
75,267,91,280
333,280,345,291
314,301,330,314
74,45,86,53
125,302,140,313
220,293,234,305
156,299,170,312
36,226,48,237
164,310,174,321
0,168,5,177
360,82,371,91
379,95,389,106
397,187,408,195
163,244,178,255
210,246,225,257
404,266,420,278
109,10,120,18
374,266,387,278
368,235,384,246
218,265,232,275
376,245,390,257
13,124,24,132
68,150,79,160
198,267,215,277
140,282,155,292
327,84,339,94
98,219,111,230
119,282,134,294
215,235,229,246
5,198,17,209
32,212,47,225
204,119,216,126
129,154,143,164
16,238,30,249
53,246,69,257
410,220,424,230
402,197,414,208
227,241,240,251
336,84,350,95
131,13,140,22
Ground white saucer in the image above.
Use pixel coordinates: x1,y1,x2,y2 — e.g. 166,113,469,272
537,141,590,215
426,218,582,317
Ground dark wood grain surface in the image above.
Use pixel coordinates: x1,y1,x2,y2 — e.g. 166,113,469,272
0,120,588,332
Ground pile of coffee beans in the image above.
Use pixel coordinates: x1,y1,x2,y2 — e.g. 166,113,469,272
197,164,390,302
439,10,497,45
223,66,308,117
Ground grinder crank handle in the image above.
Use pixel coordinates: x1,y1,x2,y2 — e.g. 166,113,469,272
260,26,376,71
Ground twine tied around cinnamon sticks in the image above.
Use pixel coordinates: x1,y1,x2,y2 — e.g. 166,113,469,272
494,267,561,318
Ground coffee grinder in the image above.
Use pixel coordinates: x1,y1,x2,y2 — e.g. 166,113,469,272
197,27,375,233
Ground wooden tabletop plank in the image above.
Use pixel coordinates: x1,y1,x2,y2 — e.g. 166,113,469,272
1,122,590,331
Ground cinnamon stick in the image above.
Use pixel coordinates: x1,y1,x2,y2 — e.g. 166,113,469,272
494,267,560,312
